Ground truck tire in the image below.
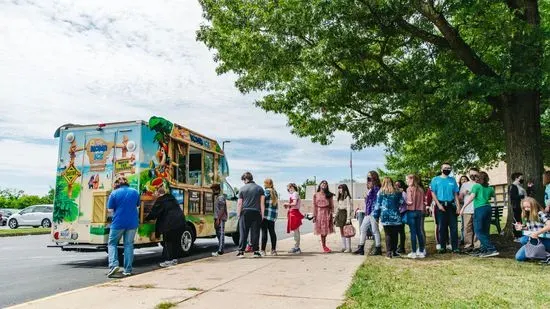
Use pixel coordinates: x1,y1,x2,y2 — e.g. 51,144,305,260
180,226,194,256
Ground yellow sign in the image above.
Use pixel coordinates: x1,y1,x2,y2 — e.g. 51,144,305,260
63,164,81,185
115,158,132,174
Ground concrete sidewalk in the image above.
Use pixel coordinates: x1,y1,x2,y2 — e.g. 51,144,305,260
9,230,364,309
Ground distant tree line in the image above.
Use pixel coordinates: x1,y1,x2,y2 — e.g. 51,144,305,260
0,188,54,209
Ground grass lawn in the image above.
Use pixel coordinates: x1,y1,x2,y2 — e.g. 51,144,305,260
0,227,50,237
341,217,550,308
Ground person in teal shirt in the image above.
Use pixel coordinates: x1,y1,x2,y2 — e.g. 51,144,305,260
462,171,499,258
430,163,461,253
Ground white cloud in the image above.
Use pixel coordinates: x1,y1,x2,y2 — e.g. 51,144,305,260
0,0,386,194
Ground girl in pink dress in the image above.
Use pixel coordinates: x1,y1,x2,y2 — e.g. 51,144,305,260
313,180,335,253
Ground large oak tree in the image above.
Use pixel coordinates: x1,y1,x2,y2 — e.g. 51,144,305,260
197,1,548,202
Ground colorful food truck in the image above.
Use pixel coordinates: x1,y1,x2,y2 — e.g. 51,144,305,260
49,117,239,256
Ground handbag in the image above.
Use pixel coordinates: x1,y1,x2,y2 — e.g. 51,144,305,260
524,237,550,260
343,223,356,238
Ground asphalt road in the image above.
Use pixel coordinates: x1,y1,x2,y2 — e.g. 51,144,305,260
0,221,313,308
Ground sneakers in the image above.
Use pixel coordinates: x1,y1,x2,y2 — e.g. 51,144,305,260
288,247,301,254
353,245,365,255
211,251,224,257
259,250,266,257
407,252,417,259
416,251,426,259
446,245,452,250
236,251,245,258
370,246,383,256
479,251,500,258
344,248,352,253
253,251,262,258
107,266,120,278
437,248,447,254
436,244,442,250
122,272,132,277
392,251,401,258
159,259,177,268
323,246,332,253
340,248,347,253
271,250,278,256
452,249,462,254
245,245,253,253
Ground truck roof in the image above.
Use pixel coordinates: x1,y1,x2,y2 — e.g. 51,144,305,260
54,120,146,138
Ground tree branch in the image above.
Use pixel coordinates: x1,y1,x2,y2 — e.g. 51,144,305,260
414,1,499,79
395,19,450,49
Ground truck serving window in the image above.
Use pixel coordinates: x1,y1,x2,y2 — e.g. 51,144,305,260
173,143,187,184
204,152,214,186
188,147,202,186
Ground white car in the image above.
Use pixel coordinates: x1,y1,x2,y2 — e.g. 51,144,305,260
8,205,53,229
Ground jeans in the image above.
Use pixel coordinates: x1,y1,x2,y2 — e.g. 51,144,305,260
515,236,550,261
238,210,262,252
383,225,400,255
163,227,184,260
215,221,225,253
436,202,459,250
398,223,406,251
359,215,381,247
473,205,496,253
356,211,365,228
261,219,277,251
108,228,136,273
407,210,425,253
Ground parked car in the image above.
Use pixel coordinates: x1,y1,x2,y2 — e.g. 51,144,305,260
0,209,17,226
8,205,53,229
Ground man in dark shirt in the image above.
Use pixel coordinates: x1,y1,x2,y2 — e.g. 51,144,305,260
236,172,265,258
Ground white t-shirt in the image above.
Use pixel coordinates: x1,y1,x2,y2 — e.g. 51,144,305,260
460,182,475,214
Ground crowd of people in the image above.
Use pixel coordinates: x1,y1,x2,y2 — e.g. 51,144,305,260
103,166,550,277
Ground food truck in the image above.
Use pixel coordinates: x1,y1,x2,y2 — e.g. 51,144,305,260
49,117,239,256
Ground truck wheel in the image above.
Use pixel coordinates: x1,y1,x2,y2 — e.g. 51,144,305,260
180,227,194,256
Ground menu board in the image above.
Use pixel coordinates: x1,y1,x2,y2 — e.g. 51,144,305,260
141,199,155,223
188,190,201,214
204,192,214,214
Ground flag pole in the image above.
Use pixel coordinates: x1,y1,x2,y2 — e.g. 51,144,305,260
350,147,354,200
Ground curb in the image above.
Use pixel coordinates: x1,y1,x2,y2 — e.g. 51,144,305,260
0,231,50,238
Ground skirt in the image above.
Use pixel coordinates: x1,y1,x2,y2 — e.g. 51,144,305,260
314,207,334,235
334,209,348,227
287,209,304,233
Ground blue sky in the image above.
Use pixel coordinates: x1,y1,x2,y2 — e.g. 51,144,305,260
0,0,386,198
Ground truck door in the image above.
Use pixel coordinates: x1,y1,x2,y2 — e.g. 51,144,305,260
79,130,117,224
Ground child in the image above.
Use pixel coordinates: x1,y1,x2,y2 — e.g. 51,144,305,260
335,184,354,252
211,183,227,256
373,177,404,259
284,183,303,254
460,171,499,257
313,180,335,253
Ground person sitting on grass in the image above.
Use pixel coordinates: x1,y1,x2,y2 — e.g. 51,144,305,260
514,197,550,262
460,172,499,258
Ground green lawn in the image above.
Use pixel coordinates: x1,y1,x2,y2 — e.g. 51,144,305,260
341,217,550,308
0,228,50,237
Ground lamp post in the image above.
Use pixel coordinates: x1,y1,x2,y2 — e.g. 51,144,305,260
350,145,354,200
222,140,231,152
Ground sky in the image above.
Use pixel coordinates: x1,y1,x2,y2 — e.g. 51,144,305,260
0,0,386,199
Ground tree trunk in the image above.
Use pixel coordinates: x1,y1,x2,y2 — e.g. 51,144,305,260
501,93,544,237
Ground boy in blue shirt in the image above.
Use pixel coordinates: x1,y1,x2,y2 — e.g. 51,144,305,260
430,163,461,253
